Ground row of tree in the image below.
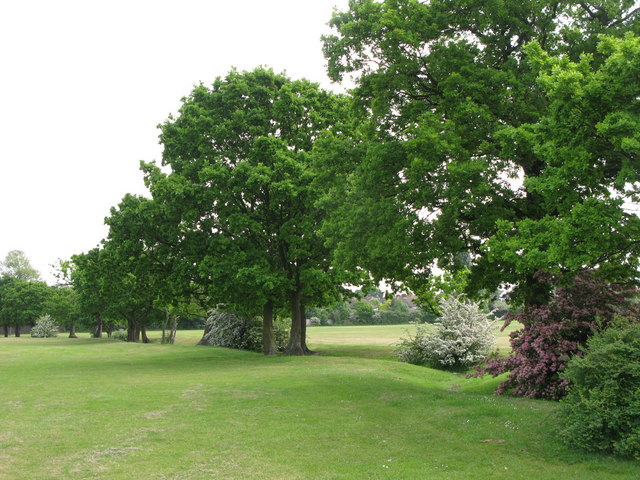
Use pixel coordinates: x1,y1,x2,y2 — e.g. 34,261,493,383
62,1,639,359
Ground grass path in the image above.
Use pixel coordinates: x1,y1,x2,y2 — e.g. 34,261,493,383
0,327,638,479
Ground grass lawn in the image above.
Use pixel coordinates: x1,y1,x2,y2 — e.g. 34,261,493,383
1,326,638,479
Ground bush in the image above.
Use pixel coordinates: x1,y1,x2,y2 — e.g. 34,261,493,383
557,322,640,459
111,329,128,341
474,272,640,399
395,296,495,370
199,309,288,352
395,324,432,365
30,314,58,338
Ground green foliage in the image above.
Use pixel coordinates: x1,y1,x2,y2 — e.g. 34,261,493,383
414,268,471,315
557,322,640,459
30,314,58,338
487,34,640,290
319,1,640,306
46,286,82,332
352,300,374,324
374,298,427,325
326,301,351,325
67,250,109,324
144,67,359,354
0,278,52,332
396,296,495,370
395,324,433,366
309,296,432,326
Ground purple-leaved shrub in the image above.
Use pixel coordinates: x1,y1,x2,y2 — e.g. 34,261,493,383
473,272,640,400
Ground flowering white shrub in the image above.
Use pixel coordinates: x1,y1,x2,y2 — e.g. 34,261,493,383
30,314,58,338
199,309,288,352
396,295,496,370
111,329,128,341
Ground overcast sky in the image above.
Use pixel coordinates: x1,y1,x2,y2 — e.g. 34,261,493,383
0,0,350,283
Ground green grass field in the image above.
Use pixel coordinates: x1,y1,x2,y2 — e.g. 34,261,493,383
1,326,638,479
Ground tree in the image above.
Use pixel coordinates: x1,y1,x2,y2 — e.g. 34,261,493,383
353,300,374,324
46,286,81,338
146,67,358,355
69,238,161,343
487,33,640,284
96,237,161,343
319,0,640,306
0,278,51,336
68,249,112,338
1,250,40,282
103,193,207,343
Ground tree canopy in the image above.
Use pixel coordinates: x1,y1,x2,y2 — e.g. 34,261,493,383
0,277,51,336
1,250,40,282
319,0,640,305
143,67,359,354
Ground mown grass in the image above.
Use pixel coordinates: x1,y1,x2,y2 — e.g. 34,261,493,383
0,326,638,479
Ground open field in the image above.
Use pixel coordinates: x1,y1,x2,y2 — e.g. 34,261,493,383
1,326,638,479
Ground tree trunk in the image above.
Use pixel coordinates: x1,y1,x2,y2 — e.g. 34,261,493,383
300,303,314,354
141,325,150,344
198,321,213,345
262,300,278,355
127,319,140,342
169,315,178,344
93,313,103,338
68,321,77,338
3,325,8,337
161,308,169,344
285,289,305,355
106,323,113,338
14,325,21,337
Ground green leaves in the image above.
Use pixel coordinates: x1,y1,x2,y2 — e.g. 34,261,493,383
321,1,640,305
149,67,355,326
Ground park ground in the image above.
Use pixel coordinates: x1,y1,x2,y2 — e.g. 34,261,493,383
0,324,638,479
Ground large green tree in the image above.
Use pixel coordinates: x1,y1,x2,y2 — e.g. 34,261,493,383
147,67,356,354
320,0,640,305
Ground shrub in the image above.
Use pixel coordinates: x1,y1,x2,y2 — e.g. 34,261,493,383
473,272,640,399
30,314,58,338
395,324,432,366
111,329,128,341
557,322,640,459
395,296,495,370
199,309,288,352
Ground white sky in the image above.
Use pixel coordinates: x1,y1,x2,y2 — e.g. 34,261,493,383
0,0,349,283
